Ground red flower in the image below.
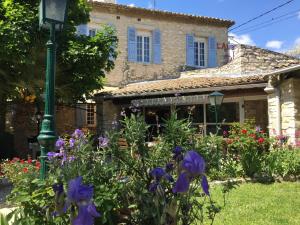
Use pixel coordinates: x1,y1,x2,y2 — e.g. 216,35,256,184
23,167,28,173
35,161,41,170
226,138,233,145
241,129,247,134
249,134,256,139
258,138,265,144
27,159,32,164
20,159,25,164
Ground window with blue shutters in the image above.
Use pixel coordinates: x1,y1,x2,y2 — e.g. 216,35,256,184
186,34,216,68
128,27,161,64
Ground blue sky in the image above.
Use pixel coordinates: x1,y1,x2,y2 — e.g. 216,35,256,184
116,0,300,52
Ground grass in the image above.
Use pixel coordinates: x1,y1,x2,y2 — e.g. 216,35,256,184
205,181,300,225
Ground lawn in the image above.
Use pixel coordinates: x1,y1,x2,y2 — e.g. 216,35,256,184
206,182,300,225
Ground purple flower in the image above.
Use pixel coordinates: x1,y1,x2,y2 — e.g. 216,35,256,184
67,177,93,203
255,126,261,133
150,167,166,181
173,172,189,193
73,129,84,139
52,184,64,195
72,203,100,225
47,152,63,160
149,182,159,192
174,93,181,97
56,138,65,150
173,146,183,160
181,151,205,177
201,175,210,196
98,136,109,148
173,151,208,194
68,156,76,162
69,138,75,148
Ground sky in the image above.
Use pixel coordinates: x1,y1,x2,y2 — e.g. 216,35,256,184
116,0,300,52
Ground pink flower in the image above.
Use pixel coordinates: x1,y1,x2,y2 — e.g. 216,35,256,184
258,138,265,144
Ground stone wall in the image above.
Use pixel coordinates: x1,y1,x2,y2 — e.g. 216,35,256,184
266,76,300,145
244,100,268,130
89,9,229,86
96,98,121,133
8,104,76,157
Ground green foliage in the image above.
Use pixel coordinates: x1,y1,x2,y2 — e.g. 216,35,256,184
0,0,118,117
263,148,300,178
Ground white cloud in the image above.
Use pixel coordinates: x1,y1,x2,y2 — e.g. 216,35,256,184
266,40,284,49
295,37,300,46
128,3,135,7
228,33,255,45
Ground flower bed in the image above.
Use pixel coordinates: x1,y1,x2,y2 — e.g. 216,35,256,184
1,112,299,225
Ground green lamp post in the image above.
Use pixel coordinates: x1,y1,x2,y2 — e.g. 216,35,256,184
38,0,68,180
208,91,224,135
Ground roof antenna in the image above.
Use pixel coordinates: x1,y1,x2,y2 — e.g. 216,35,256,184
153,0,156,9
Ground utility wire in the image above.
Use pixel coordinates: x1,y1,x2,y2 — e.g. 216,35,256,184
229,0,295,31
235,13,297,34
233,8,300,33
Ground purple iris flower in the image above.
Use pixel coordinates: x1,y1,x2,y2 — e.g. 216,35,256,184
173,146,183,161
201,175,210,196
68,156,76,162
72,203,101,225
73,129,84,139
149,167,173,192
52,184,64,195
67,177,93,203
69,138,75,148
47,152,63,160
56,138,65,150
173,151,209,195
98,136,109,148
181,151,205,177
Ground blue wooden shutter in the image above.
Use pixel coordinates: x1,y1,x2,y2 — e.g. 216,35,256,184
208,36,217,68
152,29,161,64
76,24,88,36
127,27,137,62
186,34,194,66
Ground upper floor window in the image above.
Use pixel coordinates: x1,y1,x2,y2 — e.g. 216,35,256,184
128,27,161,64
186,34,217,68
137,35,151,63
194,38,206,67
89,29,97,37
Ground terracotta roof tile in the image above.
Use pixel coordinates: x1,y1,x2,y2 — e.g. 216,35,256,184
89,1,235,27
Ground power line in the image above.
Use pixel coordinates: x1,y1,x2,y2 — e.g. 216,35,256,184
235,13,297,34
229,0,295,31
233,8,300,34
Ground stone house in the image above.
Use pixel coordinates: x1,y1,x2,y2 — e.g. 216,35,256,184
75,1,300,145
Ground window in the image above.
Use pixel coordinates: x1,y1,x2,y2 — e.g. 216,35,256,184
194,38,206,67
137,35,151,63
89,29,96,37
86,104,96,126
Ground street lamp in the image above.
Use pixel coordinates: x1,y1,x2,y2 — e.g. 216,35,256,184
38,0,68,180
208,91,224,135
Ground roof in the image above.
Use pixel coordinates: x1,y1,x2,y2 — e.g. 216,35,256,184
96,75,267,97
181,44,300,78
95,45,300,98
89,1,235,27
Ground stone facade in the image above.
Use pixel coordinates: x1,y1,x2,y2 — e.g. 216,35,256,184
89,4,230,86
266,76,300,145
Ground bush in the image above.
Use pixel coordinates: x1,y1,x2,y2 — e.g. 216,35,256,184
226,122,269,177
263,148,300,179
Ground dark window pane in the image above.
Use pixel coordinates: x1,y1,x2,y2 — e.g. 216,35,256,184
206,102,239,123
176,105,204,123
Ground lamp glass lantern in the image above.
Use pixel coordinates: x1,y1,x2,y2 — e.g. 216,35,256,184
39,0,68,29
209,91,224,106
